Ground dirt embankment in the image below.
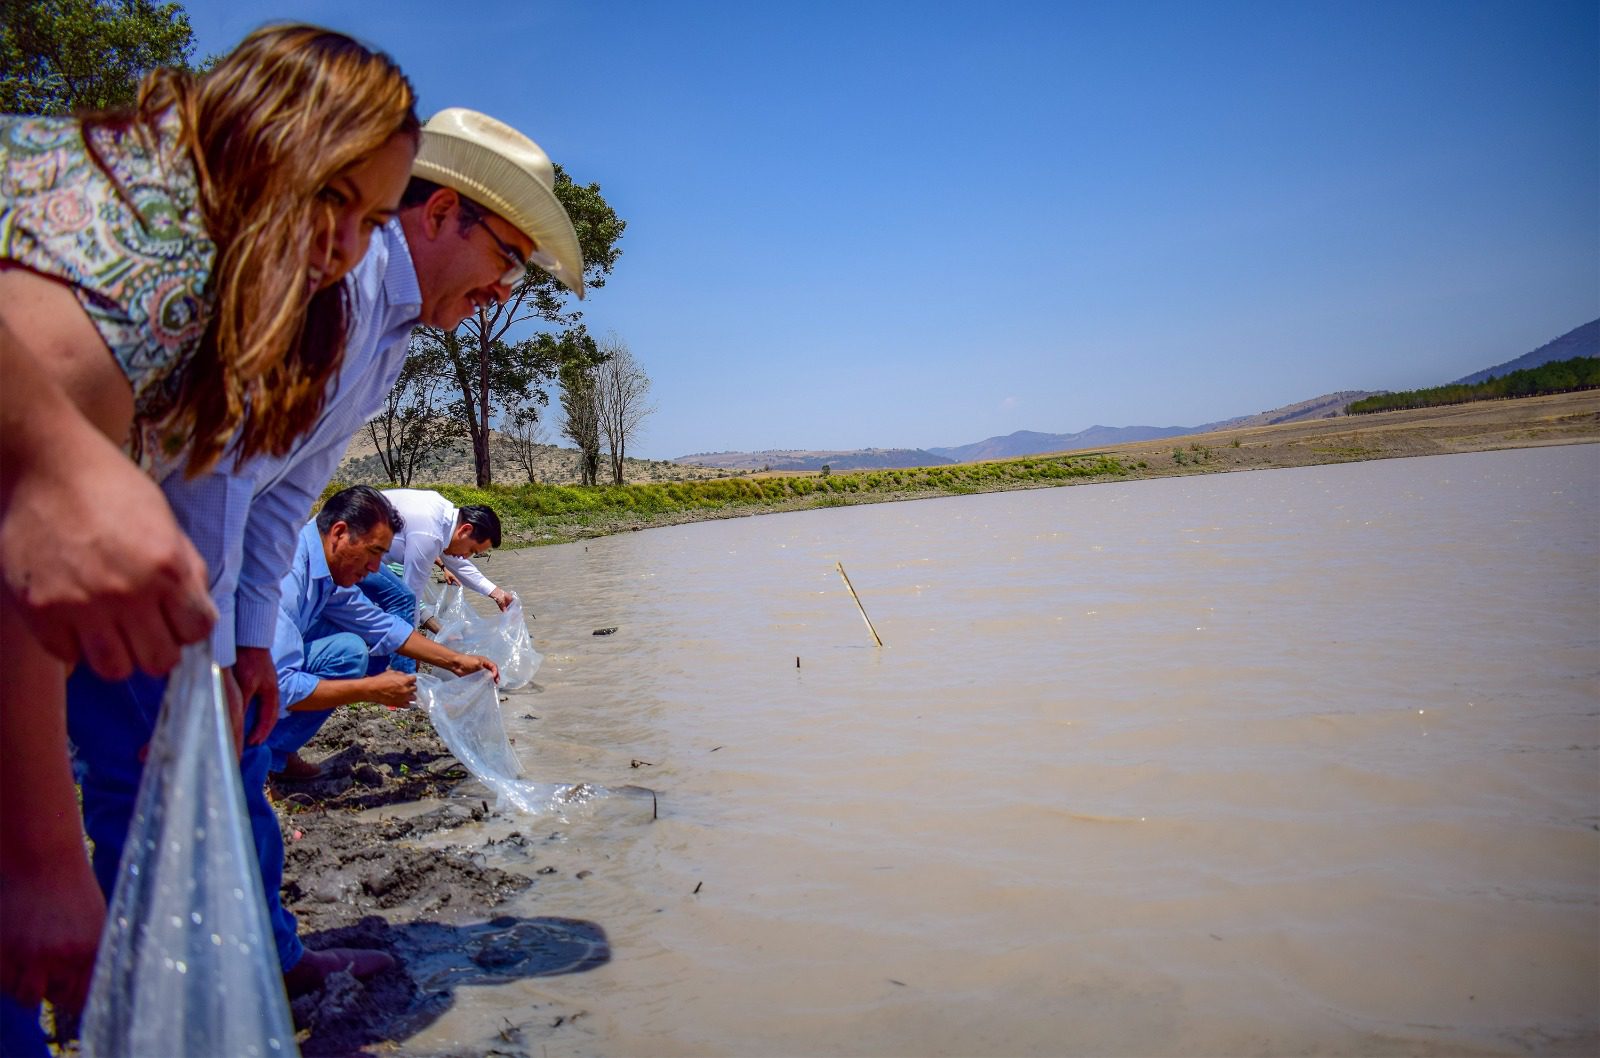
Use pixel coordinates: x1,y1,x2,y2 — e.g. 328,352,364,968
503,391,1600,547
270,705,607,1056
1095,389,1600,475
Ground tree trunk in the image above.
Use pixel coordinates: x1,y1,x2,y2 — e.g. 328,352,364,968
473,331,493,486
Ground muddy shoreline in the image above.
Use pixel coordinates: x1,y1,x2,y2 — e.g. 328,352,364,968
273,705,610,1056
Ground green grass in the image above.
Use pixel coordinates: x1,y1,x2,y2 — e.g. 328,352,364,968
324,453,1132,547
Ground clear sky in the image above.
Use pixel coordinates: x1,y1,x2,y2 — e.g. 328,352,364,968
180,0,1599,459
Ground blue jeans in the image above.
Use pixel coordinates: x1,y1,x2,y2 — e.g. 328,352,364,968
356,564,417,674
263,630,368,773
0,994,47,1057
65,668,305,974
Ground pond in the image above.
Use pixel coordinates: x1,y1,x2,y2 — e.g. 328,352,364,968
407,444,1599,1057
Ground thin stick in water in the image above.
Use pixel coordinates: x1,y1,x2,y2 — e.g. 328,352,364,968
835,562,884,647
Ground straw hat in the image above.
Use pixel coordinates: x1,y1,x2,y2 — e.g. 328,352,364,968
412,108,585,298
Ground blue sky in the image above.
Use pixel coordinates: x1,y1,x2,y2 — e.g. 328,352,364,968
181,0,1599,459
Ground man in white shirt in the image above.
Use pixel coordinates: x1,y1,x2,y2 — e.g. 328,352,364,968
383,488,512,612
350,489,513,677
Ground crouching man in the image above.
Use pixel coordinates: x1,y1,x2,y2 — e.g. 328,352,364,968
347,490,513,677
265,486,500,785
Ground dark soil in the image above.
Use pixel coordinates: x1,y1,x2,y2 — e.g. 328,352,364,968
269,704,606,1056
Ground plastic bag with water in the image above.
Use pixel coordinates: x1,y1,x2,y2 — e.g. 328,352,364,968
428,584,542,690
417,670,655,822
81,644,299,1058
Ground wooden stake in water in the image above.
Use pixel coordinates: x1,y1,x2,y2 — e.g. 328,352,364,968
835,562,884,647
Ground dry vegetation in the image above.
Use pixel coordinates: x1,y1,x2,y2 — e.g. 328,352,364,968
335,431,731,487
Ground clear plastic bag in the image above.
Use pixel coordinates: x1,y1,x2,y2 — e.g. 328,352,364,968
416,579,448,626
430,586,542,691
417,671,654,822
81,644,299,1057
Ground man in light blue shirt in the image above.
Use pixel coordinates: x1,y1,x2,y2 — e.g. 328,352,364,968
66,108,589,996
265,489,498,778
257,487,498,995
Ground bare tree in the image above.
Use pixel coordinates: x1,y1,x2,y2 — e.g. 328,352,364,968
559,358,602,486
366,335,461,486
594,335,655,485
499,399,548,484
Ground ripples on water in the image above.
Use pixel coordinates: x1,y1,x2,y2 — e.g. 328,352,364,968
408,447,1599,1057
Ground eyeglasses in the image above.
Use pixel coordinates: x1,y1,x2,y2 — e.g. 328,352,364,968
470,215,528,287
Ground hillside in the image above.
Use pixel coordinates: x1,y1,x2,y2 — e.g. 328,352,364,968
674,447,955,472
438,390,1600,550
678,390,1383,471
1451,318,1599,385
928,426,1193,463
1198,390,1381,431
334,430,731,487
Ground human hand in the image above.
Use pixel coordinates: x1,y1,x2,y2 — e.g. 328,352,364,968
449,653,500,683
489,587,514,612
235,646,281,746
439,567,460,587
221,666,245,758
1,430,215,679
367,670,417,709
0,850,106,1013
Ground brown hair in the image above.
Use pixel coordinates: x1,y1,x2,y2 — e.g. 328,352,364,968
95,24,420,473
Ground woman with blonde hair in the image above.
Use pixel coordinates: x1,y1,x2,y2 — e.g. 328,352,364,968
0,24,420,1044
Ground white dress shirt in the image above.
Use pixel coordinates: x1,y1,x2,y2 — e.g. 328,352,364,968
154,219,423,665
378,488,497,610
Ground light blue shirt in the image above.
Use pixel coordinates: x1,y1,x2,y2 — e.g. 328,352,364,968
156,218,423,665
271,522,412,711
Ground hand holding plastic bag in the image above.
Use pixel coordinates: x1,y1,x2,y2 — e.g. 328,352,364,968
81,644,299,1057
429,585,542,691
417,671,654,821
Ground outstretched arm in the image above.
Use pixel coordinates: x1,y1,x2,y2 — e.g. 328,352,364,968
397,631,500,683
0,271,215,678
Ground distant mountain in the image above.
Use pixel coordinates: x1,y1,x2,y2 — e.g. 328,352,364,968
674,320,1596,472
920,392,1382,463
1195,390,1382,432
676,448,955,472
1450,318,1599,385
675,391,1380,471
927,425,1193,463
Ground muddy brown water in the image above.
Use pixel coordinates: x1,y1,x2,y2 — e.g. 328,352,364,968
390,445,1599,1057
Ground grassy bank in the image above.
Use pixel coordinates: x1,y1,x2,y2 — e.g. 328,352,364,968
418,454,1131,546
325,389,1600,548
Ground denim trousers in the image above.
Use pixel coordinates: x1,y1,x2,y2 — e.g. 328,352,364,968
0,994,48,1057
262,629,368,773
356,563,416,674
65,667,306,975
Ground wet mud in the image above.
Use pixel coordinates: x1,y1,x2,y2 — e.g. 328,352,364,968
270,704,609,1056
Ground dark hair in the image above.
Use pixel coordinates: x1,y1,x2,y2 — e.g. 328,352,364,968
457,504,501,547
400,176,489,236
317,485,404,538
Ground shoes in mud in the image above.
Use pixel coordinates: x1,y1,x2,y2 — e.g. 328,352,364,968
283,946,395,997
271,752,323,782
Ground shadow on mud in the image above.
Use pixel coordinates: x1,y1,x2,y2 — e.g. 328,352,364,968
292,913,610,1056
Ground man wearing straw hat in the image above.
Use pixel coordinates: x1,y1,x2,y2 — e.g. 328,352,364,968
66,108,588,997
